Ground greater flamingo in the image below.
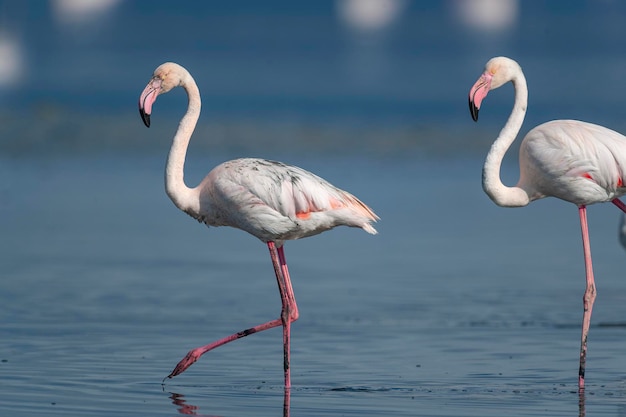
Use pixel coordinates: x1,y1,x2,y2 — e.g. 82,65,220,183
139,62,378,388
469,56,626,390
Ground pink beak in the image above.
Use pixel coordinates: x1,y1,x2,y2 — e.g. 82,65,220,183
468,72,493,122
138,77,162,127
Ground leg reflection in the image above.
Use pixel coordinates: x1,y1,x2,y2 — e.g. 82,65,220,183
283,386,291,417
578,388,586,417
167,387,292,417
169,392,211,416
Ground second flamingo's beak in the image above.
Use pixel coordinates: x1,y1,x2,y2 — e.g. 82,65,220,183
468,97,480,122
138,77,162,128
468,72,492,122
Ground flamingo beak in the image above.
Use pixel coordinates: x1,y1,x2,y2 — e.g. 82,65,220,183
468,72,492,122
469,97,480,122
138,77,162,128
139,105,151,128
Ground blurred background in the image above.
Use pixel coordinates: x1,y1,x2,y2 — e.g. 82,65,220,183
1,0,626,155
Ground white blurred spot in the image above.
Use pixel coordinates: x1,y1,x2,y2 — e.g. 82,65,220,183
337,0,406,33
52,0,121,26
0,34,24,88
452,0,519,32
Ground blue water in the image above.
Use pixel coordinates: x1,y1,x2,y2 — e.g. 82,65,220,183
3,1,626,416
3,152,626,416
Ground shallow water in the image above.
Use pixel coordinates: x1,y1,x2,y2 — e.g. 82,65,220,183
2,152,626,416
3,1,626,415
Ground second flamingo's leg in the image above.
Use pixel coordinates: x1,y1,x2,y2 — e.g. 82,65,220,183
612,198,626,213
577,199,626,390
165,242,298,385
577,205,596,390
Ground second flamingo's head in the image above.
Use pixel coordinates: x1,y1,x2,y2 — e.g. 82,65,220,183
138,62,189,127
468,56,522,122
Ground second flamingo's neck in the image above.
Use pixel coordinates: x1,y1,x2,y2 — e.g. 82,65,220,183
482,73,531,208
165,79,201,213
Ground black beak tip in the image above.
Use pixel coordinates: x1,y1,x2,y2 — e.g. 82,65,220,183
139,107,151,128
469,99,479,122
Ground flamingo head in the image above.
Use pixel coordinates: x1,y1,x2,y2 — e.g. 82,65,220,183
138,62,187,127
468,56,522,121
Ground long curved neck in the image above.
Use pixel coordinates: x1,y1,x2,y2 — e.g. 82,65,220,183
482,73,531,207
165,77,201,212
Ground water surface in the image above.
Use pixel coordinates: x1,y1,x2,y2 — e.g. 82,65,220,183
2,152,626,416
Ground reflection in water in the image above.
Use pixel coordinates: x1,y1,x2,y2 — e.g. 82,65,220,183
578,389,585,417
168,388,292,417
169,391,221,417
283,387,291,417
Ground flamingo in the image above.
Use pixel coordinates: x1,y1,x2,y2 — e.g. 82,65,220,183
469,56,626,390
138,62,379,388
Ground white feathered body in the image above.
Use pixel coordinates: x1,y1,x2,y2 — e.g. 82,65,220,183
184,158,378,245
518,120,626,205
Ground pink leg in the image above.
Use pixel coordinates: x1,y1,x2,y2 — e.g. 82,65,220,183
165,242,299,388
574,198,626,391
273,243,299,389
578,205,596,390
612,198,626,213
575,198,625,391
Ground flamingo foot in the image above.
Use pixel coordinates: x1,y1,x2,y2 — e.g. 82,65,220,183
166,348,202,379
